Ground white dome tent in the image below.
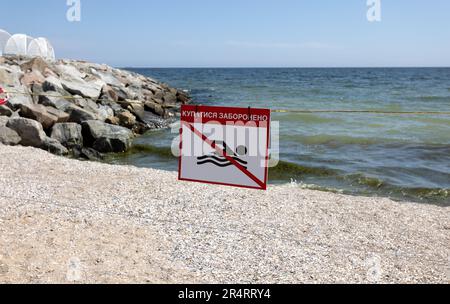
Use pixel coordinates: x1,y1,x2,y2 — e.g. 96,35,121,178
1,29,56,60
0,29,11,56
28,37,56,60
4,34,34,56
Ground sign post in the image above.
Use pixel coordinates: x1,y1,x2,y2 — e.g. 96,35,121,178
179,105,271,190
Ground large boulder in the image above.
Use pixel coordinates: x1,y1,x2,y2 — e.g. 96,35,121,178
6,117,47,147
39,92,72,111
163,92,178,105
56,64,87,80
20,70,45,87
51,123,83,149
19,104,69,129
110,85,129,101
177,91,190,104
20,57,56,76
0,65,23,87
0,116,9,127
92,70,123,87
42,137,69,156
100,84,119,102
5,86,33,110
116,110,136,128
65,104,98,123
144,100,165,117
0,126,21,146
61,78,105,100
97,105,114,122
82,120,133,153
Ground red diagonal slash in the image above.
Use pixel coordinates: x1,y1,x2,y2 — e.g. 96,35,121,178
182,121,266,189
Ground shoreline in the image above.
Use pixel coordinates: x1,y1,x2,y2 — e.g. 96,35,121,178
0,144,448,283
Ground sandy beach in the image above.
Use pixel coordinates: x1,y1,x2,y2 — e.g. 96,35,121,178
0,144,448,284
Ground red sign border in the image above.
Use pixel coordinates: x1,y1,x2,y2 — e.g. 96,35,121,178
178,105,271,190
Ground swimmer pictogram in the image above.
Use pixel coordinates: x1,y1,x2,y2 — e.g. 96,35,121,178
179,105,271,190
197,141,248,169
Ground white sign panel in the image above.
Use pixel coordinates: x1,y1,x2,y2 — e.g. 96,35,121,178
179,105,271,190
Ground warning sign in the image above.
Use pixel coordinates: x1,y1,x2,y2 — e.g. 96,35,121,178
178,105,271,190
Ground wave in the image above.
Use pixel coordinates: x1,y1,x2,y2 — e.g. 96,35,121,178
127,144,175,158
416,96,450,102
197,160,247,169
111,144,450,205
197,155,248,165
276,113,345,124
269,160,338,179
269,160,450,205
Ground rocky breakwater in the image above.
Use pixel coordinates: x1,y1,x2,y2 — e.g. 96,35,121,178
0,55,190,159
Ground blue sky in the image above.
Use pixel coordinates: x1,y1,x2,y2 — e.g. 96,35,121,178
2,0,450,67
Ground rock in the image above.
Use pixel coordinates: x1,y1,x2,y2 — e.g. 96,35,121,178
30,83,45,103
177,91,190,104
93,70,122,87
20,57,55,75
105,116,120,125
0,126,21,146
73,97,99,114
51,123,83,149
0,116,9,127
56,64,87,80
42,137,69,156
97,105,114,122
42,79,59,92
39,93,72,111
100,84,119,102
0,105,13,117
117,110,136,128
110,85,129,101
65,104,98,123
1,55,190,155
153,90,164,100
144,101,165,117
20,70,45,86
0,65,23,87
132,122,152,135
19,104,69,129
128,102,145,122
43,76,66,93
82,120,133,153
163,92,178,105
100,99,123,115
77,147,104,161
6,117,47,147
46,107,70,122
61,78,104,100
6,86,33,110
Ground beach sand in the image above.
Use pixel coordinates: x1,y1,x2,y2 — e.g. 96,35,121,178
0,144,448,283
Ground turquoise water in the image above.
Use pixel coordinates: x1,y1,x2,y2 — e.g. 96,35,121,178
107,68,450,205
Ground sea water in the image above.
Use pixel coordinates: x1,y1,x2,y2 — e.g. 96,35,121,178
106,68,450,205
